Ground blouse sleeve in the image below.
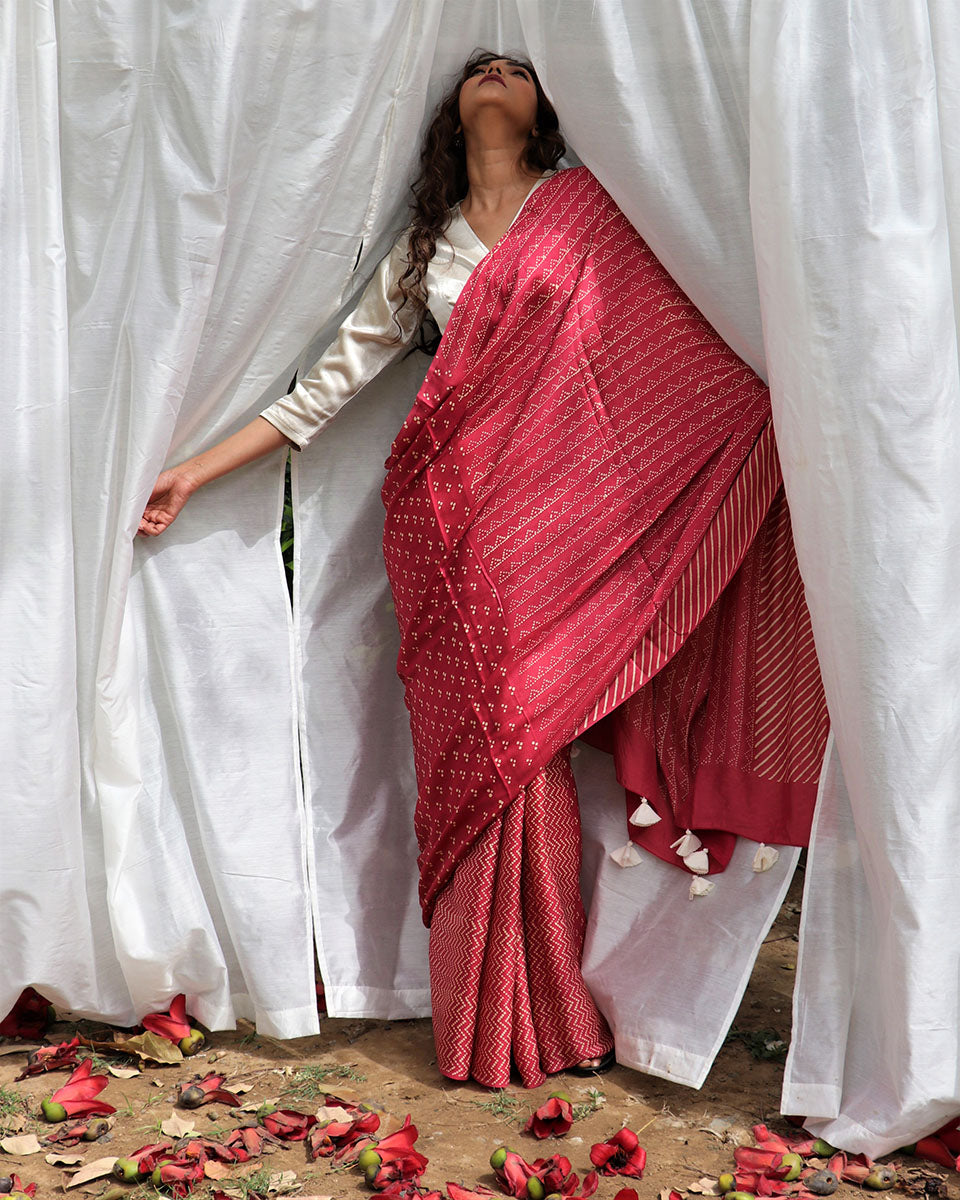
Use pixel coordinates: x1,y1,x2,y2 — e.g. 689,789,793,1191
260,236,418,449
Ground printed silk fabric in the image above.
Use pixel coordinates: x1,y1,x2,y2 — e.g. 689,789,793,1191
381,168,829,919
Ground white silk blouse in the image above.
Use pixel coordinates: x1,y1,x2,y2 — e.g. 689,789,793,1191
260,173,554,449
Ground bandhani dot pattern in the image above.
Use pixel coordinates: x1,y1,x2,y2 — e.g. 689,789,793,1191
382,167,829,924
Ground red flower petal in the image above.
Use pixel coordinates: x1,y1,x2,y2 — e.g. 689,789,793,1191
0,988,53,1040
916,1137,960,1171
142,995,192,1044
17,1037,81,1080
735,1146,784,1174
309,1111,379,1159
757,1178,794,1196
589,1132,646,1178
377,1116,421,1158
47,1059,116,1117
524,1098,574,1140
371,1149,430,1190
177,1072,241,1108
261,1109,316,1140
447,1185,498,1200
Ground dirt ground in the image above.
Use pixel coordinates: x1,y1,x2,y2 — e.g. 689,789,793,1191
0,870,948,1200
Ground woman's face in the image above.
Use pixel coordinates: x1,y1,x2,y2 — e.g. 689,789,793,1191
458,58,539,137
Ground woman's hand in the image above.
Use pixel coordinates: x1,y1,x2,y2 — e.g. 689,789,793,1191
138,466,201,536
137,417,293,538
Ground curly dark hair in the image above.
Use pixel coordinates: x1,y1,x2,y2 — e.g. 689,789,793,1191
396,50,565,345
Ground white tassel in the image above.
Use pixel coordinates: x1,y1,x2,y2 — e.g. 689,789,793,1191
689,877,715,899
628,797,661,827
610,842,643,868
752,843,780,873
670,829,702,857
683,847,710,875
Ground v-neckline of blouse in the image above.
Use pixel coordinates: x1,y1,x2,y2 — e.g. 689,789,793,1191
455,171,554,256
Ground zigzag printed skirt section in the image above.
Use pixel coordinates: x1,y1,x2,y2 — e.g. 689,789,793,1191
382,167,829,1083
430,750,612,1087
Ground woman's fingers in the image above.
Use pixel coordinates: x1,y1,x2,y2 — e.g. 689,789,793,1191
138,470,195,536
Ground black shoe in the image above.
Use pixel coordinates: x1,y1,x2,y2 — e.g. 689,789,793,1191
566,1048,616,1076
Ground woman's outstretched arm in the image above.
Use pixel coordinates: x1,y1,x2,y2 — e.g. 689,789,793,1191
138,416,291,536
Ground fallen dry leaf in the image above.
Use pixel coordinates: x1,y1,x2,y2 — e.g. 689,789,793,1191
231,1082,255,1094
377,1112,406,1137
0,1115,26,1134
688,1179,720,1196
204,1161,232,1180
46,1152,86,1166
0,1134,43,1155
160,1112,197,1138
106,1064,140,1079
0,1045,33,1057
114,1032,183,1064
314,1106,353,1123
79,1031,182,1065
65,1156,118,1187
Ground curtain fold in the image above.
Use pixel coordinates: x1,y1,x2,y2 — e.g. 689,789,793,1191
750,1,960,1153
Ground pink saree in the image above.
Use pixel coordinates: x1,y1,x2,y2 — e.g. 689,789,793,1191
382,168,828,1085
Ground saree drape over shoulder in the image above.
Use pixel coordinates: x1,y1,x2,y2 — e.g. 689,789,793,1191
382,169,828,1068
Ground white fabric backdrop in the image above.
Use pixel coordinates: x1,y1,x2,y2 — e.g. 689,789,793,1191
4,0,960,1155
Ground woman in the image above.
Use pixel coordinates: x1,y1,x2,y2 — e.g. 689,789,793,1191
141,52,828,1088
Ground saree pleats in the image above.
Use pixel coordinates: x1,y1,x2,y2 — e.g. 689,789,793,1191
430,752,612,1087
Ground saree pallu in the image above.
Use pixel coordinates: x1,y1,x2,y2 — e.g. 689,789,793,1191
382,167,828,1082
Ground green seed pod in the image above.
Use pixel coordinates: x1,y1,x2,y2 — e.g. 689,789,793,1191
40,1098,67,1123
811,1139,838,1157
178,1029,205,1057
526,1178,546,1200
865,1167,897,1191
489,1148,509,1171
717,1174,736,1194
780,1153,804,1183
113,1158,141,1183
357,1149,382,1173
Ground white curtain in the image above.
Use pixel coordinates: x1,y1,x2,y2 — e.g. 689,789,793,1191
5,0,960,1155
750,2,960,1154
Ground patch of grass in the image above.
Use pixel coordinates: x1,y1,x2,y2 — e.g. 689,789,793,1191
0,1083,29,1126
725,1026,788,1062
77,1047,114,1072
222,1168,301,1200
283,1062,366,1101
473,1089,522,1121
572,1088,605,1121
227,1167,276,1200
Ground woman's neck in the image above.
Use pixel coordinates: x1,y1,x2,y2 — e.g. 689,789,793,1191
462,128,539,216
